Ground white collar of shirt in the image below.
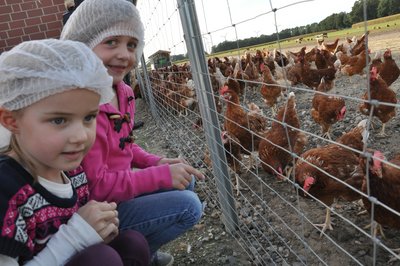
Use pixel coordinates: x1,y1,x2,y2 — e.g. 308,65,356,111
37,172,73,198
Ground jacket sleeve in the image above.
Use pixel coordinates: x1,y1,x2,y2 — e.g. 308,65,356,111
130,143,163,169
24,213,102,266
81,115,173,203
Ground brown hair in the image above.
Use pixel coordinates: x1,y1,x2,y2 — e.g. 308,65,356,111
64,0,75,10
1,110,38,181
9,135,38,181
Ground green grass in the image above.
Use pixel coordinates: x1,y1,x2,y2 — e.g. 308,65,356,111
352,13,400,28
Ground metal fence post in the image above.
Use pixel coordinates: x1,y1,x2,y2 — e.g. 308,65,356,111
177,0,238,232
135,68,147,103
139,54,159,121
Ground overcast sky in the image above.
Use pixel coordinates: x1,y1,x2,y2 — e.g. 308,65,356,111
138,0,357,59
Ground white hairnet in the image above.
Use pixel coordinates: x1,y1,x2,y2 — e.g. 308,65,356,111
60,0,144,66
0,39,114,149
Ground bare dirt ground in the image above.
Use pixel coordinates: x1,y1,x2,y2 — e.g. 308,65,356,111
133,29,400,265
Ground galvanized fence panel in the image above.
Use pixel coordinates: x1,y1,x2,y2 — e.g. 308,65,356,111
135,0,400,264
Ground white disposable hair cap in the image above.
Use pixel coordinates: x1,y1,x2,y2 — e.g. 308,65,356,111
0,39,114,148
0,39,114,110
60,0,144,66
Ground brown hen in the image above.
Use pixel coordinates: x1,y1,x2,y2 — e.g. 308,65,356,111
322,38,340,54
359,66,397,136
259,92,307,180
360,151,400,235
359,151,400,263
341,49,370,77
204,130,243,195
297,54,336,89
295,121,367,236
259,63,284,115
311,78,346,140
379,48,400,87
220,80,267,155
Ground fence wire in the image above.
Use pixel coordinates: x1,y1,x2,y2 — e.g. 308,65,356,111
136,0,400,264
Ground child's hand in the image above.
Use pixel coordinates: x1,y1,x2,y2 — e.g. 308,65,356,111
157,157,188,165
77,200,119,243
169,163,205,190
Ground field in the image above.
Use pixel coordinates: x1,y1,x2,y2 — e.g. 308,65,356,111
172,15,400,67
208,19,400,61
134,29,400,265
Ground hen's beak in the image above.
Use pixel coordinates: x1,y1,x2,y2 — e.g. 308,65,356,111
372,167,383,178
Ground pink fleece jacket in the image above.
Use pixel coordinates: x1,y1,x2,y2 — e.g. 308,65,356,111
81,81,173,203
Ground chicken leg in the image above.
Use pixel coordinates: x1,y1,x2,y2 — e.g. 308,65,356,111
277,165,293,182
244,152,259,172
285,165,294,180
314,207,334,237
364,221,385,239
388,248,400,264
234,172,240,196
321,131,332,140
378,123,387,137
321,125,332,140
271,104,277,117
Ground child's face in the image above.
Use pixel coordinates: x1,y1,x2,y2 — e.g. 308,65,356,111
93,36,138,85
12,89,100,180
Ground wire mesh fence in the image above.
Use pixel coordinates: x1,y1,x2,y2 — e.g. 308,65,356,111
135,0,400,264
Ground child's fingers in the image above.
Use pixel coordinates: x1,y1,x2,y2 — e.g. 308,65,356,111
109,216,120,227
78,201,116,222
180,177,190,187
167,157,188,165
96,201,117,211
178,158,189,165
99,223,119,243
91,202,119,221
176,181,188,190
184,165,205,180
94,207,118,222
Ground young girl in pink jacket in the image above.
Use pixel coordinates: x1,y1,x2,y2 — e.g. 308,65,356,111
0,39,150,266
61,0,204,264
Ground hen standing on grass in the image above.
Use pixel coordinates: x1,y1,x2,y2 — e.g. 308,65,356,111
259,92,307,180
294,120,367,237
359,66,397,136
311,77,346,140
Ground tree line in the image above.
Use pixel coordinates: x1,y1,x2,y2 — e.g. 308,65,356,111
170,0,399,61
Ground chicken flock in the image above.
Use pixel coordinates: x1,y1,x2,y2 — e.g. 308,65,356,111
147,32,400,261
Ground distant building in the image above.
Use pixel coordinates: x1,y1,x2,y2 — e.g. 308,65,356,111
149,50,171,69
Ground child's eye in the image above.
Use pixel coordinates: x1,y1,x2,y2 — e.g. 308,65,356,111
105,39,117,46
84,114,97,123
127,42,137,49
51,118,65,125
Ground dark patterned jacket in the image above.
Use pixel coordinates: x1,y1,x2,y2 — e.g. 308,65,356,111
0,155,89,263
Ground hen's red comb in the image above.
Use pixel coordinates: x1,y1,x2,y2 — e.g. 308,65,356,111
303,176,315,192
372,150,384,168
219,85,229,95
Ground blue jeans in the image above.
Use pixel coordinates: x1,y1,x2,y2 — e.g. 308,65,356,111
117,179,202,254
